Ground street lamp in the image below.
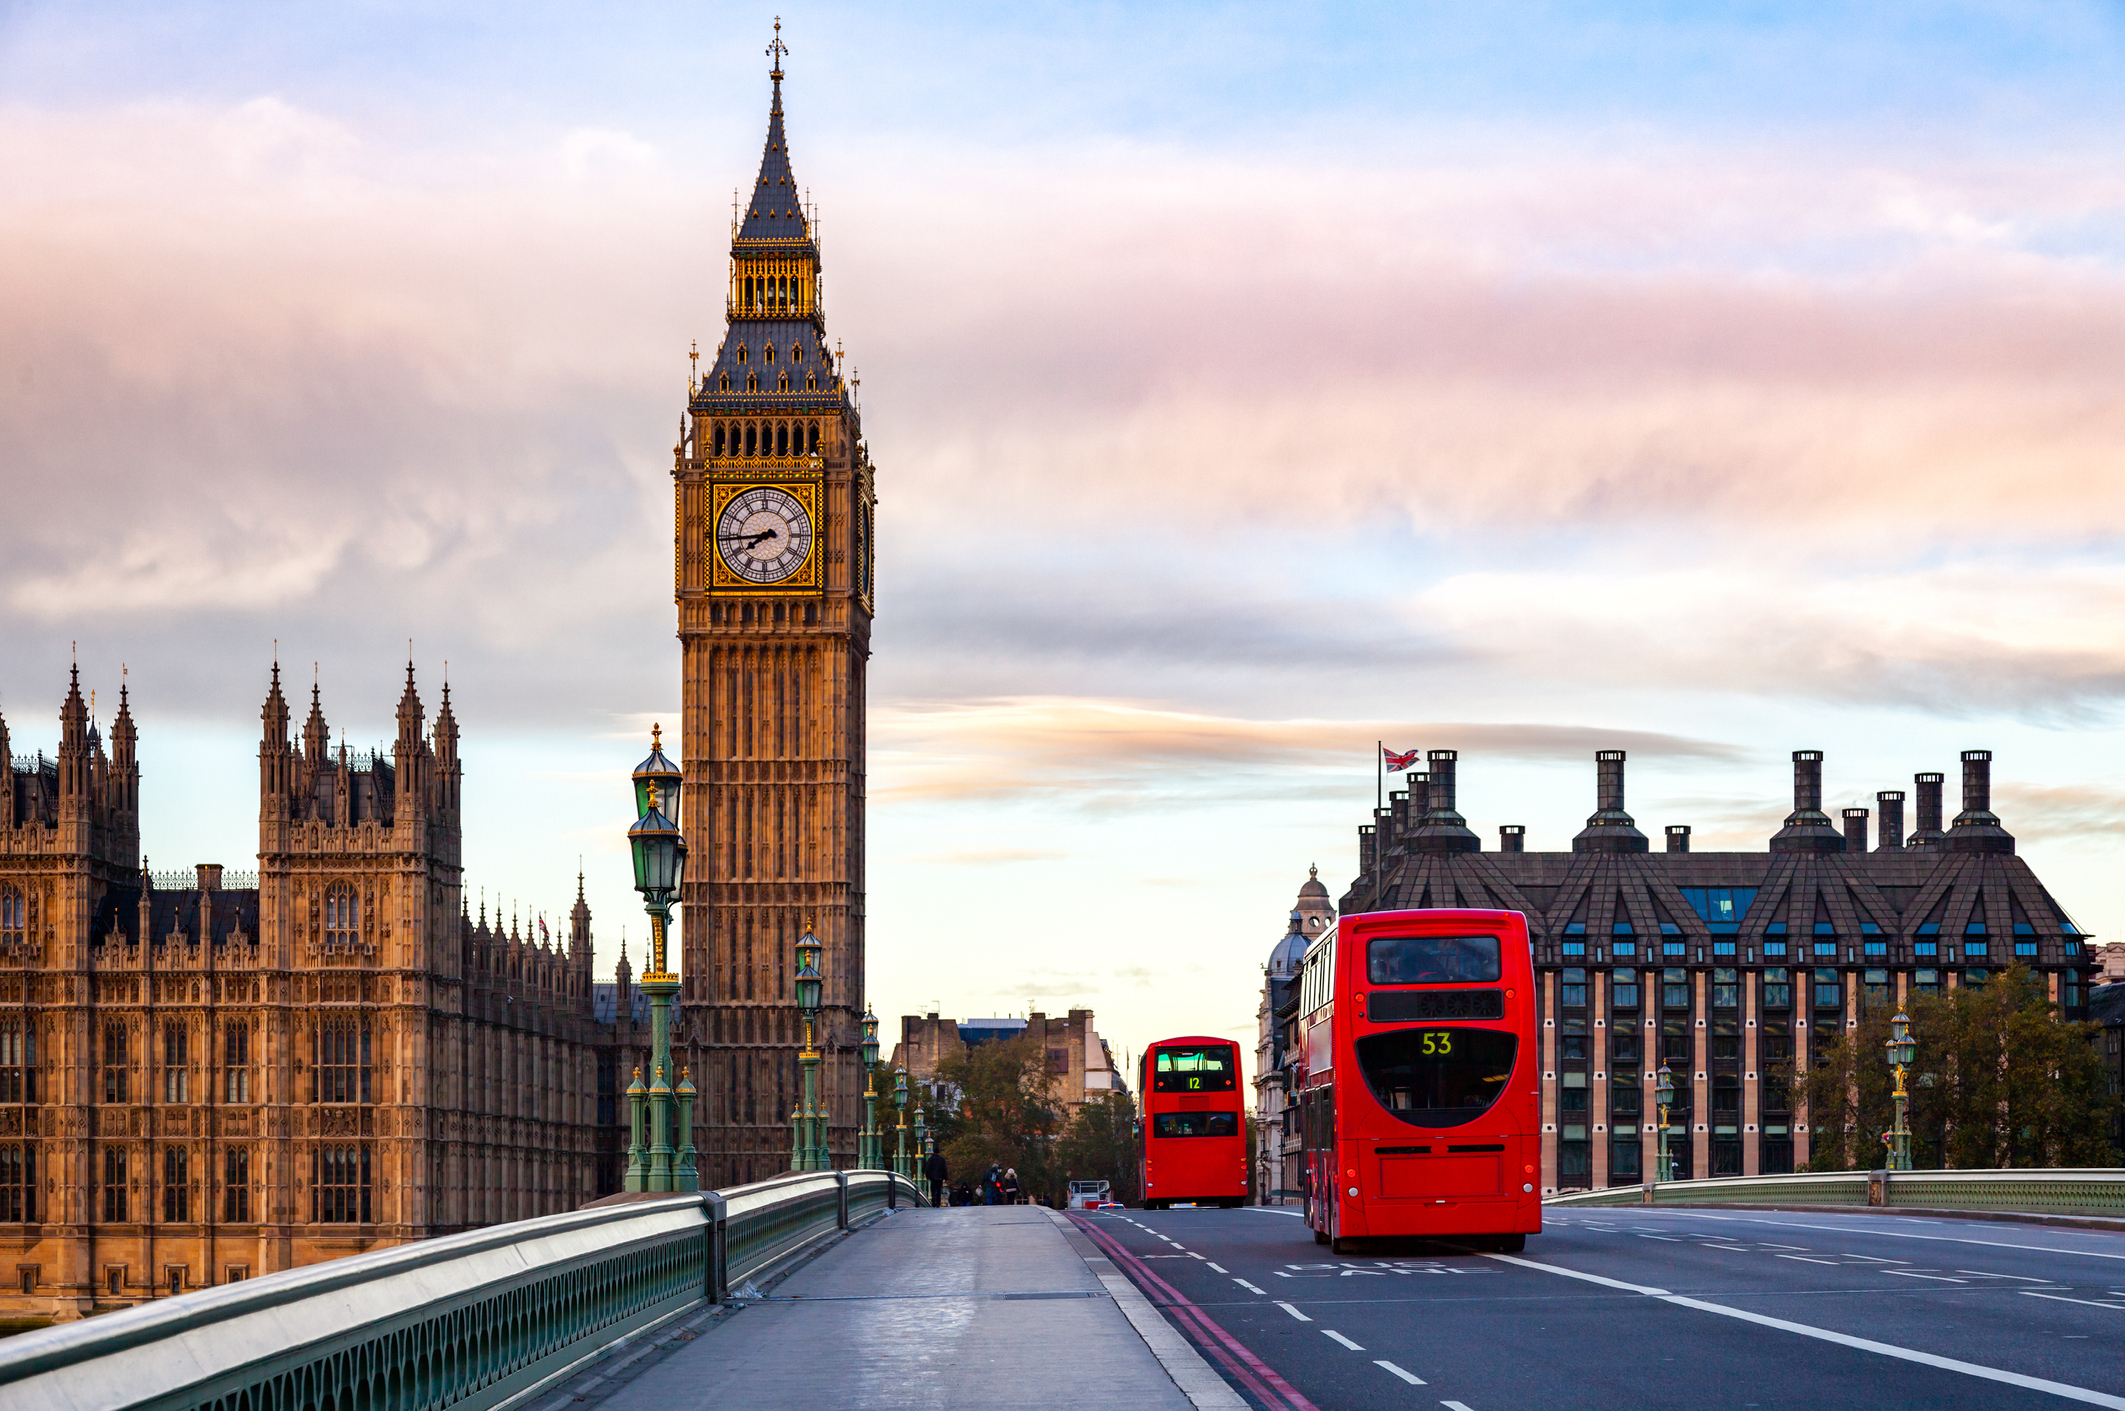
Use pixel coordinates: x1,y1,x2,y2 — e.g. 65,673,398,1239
626,728,693,1192
893,1067,910,1178
859,1009,881,1170
1885,1010,1915,1172
792,927,826,1172
1654,1064,1676,1184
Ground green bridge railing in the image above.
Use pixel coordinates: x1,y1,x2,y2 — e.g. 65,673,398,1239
0,1168,924,1411
1545,1167,2125,1219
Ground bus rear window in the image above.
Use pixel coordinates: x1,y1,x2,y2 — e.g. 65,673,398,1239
1152,1112,1239,1138
1152,1048,1236,1092
1367,934,1501,985
1355,1028,1516,1128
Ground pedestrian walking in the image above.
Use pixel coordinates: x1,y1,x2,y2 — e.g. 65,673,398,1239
924,1149,949,1208
1001,1168,1022,1205
983,1163,1003,1205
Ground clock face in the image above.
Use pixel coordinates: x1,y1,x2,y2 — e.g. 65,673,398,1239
715,486,814,584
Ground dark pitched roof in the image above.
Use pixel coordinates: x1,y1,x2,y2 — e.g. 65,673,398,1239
736,75,814,248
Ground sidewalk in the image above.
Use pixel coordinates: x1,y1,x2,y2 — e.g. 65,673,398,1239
563,1205,1220,1410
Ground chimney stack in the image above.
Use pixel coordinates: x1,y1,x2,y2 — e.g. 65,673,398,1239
1597,750,1626,814
1909,772,1945,849
1498,825,1525,853
1665,825,1691,854
1876,790,1905,850
1841,808,1869,852
1410,750,1479,854
1947,749,2014,854
1573,750,1648,854
1771,749,1844,853
196,863,223,892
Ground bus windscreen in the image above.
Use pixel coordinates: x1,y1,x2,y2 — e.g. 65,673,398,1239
1152,1111,1240,1138
1152,1047,1236,1093
1355,1027,1516,1127
1367,933,1502,985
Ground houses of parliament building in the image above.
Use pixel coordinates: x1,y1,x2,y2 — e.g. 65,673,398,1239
0,663,660,1322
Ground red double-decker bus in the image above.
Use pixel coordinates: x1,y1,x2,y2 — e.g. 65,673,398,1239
1137,1036,1248,1209
1296,909,1540,1252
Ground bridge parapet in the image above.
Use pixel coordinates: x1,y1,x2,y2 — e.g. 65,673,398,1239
1547,1167,2125,1219
0,1169,923,1411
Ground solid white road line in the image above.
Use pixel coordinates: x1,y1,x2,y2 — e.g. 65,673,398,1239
1702,1215,2125,1263
1375,1360,1426,1385
1275,1301,1312,1322
1487,1253,2125,1408
2023,1292,2125,1311
1241,1206,1306,1217
1323,1330,1366,1351
1234,1279,1268,1295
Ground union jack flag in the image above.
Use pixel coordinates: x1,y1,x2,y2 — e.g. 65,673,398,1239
1383,746,1420,773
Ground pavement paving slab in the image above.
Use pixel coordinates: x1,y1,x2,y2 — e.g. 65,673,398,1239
583,1205,1201,1410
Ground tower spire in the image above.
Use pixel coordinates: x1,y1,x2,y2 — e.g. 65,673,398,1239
768,16,787,107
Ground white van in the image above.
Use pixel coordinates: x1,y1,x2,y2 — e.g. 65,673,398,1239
1067,1179,1112,1210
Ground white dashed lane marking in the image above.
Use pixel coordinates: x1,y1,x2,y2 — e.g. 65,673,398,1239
1375,1360,1426,1385
1233,1278,1267,1295
1275,1301,1311,1322
1323,1330,1365,1351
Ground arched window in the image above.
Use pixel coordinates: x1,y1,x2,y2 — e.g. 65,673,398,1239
719,374,730,391
713,422,726,457
744,423,758,456
808,421,820,453
778,373,789,392
764,344,775,365
746,373,758,392
805,373,817,390
325,883,358,947
793,343,804,363
776,423,789,456
0,887,22,944
736,344,747,365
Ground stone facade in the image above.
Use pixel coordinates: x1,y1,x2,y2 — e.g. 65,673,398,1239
1254,869,1334,1202
675,56,877,1187
0,666,648,1323
1336,747,2095,1193
891,1010,1123,1124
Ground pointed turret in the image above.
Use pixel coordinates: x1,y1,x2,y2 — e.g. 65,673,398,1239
394,660,428,822
260,662,295,822
109,674,140,849
432,679,460,816
58,663,90,813
0,700,13,829
570,870,593,959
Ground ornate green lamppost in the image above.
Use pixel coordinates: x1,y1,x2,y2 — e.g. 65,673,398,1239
912,1099,927,1177
1654,1064,1676,1184
791,927,827,1171
1885,1010,1915,1172
858,1009,881,1169
893,1068,910,1177
626,726,695,1192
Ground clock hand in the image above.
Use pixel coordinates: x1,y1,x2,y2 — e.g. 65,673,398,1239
717,529,780,548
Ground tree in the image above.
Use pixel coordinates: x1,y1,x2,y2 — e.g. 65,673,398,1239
932,1034,1062,1199
1803,965,2116,1171
1058,1091,1140,1205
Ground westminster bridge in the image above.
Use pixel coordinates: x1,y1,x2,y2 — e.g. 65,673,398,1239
7,1170,2125,1410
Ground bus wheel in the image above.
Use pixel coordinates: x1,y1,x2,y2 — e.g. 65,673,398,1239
1496,1234,1526,1253
1313,1227,1329,1246
1144,1200,1162,1211
1331,1237,1358,1256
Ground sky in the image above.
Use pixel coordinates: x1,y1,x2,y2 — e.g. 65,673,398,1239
3,2,2124,1084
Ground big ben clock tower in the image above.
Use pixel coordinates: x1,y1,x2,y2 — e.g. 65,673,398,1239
675,26,876,1185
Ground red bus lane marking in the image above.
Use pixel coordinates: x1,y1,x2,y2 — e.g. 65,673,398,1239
1074,1215,1321,1411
